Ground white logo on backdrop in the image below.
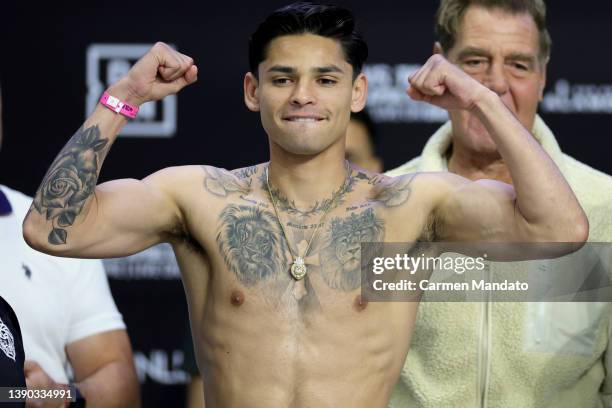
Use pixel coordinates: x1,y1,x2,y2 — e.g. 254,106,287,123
134,350,190,384
542,79,612,114
364,63,448,124
86,44,177,137
103,243,180,280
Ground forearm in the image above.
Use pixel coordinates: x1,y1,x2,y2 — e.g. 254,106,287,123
23,80,139,251
75,360,141,408
471,90,587,240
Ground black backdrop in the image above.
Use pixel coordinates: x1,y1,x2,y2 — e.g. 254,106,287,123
1,2,611,406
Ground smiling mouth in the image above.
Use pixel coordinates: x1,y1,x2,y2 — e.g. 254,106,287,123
282,116,326,122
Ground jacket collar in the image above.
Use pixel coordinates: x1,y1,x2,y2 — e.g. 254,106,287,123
418,115,564,172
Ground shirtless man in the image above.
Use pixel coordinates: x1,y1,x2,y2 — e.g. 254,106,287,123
23,2,587,407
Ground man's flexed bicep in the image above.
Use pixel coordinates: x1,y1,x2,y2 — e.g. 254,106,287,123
24,166,186,258
432,172,587,251
432,173,522,242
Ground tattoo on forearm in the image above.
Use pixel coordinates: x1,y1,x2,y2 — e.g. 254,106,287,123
319,208,384,291
217,205,288,286
372,175,416,207
32,125,109,245
203,166,252,197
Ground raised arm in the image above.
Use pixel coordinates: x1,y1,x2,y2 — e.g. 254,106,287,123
407,54,588,245
23,42,198,258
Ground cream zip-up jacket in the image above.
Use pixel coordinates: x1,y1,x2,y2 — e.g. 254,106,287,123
386,116,612,408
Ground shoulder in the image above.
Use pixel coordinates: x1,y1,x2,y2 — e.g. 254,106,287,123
365,170,458,208
142,164,258,199
201,163,266,198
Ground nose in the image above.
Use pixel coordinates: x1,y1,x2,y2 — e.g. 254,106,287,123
290,80,316,106
482,62,510,96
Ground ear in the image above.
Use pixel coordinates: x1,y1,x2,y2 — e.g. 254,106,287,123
244,72,260,112
350,73,368,113
433,41,444,55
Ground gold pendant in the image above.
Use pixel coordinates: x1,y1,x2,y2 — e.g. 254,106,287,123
290,257,307,280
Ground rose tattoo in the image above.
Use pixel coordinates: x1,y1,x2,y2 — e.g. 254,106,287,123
32,125,108,245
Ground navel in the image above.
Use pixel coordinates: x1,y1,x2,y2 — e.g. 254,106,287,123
230,290,245,306
353,294,368,312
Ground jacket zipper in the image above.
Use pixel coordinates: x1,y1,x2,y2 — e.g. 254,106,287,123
479,266,492,407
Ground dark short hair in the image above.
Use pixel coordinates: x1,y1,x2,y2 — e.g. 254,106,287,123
248,2,368,80
436,0,551,62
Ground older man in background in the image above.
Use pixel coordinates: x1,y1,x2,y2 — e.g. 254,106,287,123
387,1,612,407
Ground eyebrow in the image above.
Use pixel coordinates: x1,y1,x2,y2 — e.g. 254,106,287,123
266,64,345,75
456,47,492,60
457,47,536,66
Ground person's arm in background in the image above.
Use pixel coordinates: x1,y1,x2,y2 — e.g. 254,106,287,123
25,257,140,408
65,258,140,407
25,330,139,408
67,329,140,408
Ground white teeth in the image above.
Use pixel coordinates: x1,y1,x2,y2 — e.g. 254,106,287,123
288,118,318,122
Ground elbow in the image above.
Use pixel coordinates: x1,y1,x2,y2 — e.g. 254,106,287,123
22,216,56,255
22,217,44,251
571,212,589,245
547,211,589,251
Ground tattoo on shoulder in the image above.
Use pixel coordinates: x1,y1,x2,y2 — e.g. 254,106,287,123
203,166,251,197
371,174,416,207
32,124,109,245
231,165,258,180
319,208,384,291
216,205,288,286
355,171,384,186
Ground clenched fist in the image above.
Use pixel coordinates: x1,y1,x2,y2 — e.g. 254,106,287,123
109,42,198,106
407,54,491,111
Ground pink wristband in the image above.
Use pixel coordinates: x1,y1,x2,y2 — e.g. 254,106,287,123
99,91,139,119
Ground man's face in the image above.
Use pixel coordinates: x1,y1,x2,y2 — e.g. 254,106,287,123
445,6,547,154
244,34,366,155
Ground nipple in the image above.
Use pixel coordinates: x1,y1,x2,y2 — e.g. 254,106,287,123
230,290,245,306
354,294,368,312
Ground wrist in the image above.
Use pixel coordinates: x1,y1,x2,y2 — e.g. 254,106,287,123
107,78,145,107
469,87,502,118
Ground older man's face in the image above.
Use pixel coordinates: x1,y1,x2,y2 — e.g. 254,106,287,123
445,5,547,155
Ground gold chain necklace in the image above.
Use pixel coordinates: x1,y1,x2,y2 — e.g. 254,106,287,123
265,160,351,280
